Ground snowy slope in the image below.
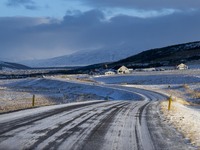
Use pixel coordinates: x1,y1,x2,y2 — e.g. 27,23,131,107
20,48,136,67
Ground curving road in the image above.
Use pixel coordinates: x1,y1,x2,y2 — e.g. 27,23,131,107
0,85,196,150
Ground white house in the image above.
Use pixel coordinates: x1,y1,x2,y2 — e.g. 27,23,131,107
116,66,130,74
176,63,188,70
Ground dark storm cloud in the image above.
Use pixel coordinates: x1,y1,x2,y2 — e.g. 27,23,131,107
6,0,37,10
0,9,200,60
83,0,200,10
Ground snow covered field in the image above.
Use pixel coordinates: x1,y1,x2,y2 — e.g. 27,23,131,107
93,69,200,84
0,77,142,112
93,69,200,103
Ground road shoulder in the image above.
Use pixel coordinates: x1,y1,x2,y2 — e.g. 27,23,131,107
146,101,197,150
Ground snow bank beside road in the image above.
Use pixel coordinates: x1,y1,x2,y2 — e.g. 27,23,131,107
160,101,200,148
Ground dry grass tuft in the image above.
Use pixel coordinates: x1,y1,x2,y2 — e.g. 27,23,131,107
172,96,191,105
0,97,55,113
191,90,200,99
183,84,190,89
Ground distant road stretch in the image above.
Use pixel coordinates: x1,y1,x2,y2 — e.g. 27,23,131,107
0,87,194,150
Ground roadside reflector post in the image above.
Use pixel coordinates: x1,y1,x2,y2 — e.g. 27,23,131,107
168,96,172,111
32,94,35,107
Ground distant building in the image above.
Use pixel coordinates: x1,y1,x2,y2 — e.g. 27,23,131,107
104,70,115,75
128,68,134,73
114,65,130,74
142,68,156,72
176,63,188,70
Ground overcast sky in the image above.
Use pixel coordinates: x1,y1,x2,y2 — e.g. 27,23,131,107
0,0,200,61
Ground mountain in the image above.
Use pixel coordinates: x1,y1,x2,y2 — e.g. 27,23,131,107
0,61,30,70
66,41,200,74
20,48,136,67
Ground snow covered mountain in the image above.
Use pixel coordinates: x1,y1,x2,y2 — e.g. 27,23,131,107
20,48,136,67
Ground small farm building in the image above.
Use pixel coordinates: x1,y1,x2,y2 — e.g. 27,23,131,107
114,66,130,74
104,71,116,75
176,63,188,70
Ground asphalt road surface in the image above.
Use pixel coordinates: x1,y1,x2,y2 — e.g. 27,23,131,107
0,86,196,150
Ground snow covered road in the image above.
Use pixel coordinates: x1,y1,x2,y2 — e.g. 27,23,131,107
0,86,196,150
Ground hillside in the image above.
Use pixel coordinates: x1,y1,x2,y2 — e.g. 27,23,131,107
67,41,200,74
112,41,200,68
0,61,30,70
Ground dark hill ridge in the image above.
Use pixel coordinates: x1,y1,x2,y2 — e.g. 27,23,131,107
0,61,30,70
111,41,200,68
67,41,200,74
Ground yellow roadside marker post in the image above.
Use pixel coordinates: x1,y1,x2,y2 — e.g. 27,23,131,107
32,94,35,107
168,96,172,111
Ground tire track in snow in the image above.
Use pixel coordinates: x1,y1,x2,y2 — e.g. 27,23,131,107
40,102,130,150
0,101,120,148
79,102,138,150
0,101,128,150
0,101,105,136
